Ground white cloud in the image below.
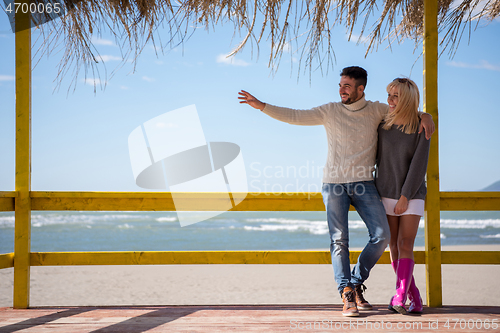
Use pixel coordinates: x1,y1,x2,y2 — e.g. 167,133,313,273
155,60,164,65
216,54,250,67
447,60,500,71
150,45,163,53
83,78,106,86
178,61,194,68
120,86,129,90
97,55,122,62
283,42,292,53
142,76,155,82
0,75,15,81
92,37,115,46
347,33,370,44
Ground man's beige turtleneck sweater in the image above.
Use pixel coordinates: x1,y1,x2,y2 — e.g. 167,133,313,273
261,96,389,184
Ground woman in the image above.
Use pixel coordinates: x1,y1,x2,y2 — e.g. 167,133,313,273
375,78,431,315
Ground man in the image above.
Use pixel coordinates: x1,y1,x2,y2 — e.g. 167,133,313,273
238,66,434,316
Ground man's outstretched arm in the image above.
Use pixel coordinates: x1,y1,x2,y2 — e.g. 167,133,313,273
238,90,326,126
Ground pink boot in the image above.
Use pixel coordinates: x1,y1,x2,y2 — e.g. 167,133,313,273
391,258,414,315
390,259,423,314
407,278,423,313
388,260,399,312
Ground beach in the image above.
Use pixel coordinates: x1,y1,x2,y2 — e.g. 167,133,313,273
1,245,499,307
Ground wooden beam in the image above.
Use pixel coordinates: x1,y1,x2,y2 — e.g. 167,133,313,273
14,1,32,309
0,253,15,269
423,0,442,308
441,251,500,265
27,191,500,211
29,251,426,266
440,192,500,211
28,250,500,267
0,191,16,211
30,192,331,211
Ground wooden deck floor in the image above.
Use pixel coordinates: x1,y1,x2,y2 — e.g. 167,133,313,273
1,305,499,332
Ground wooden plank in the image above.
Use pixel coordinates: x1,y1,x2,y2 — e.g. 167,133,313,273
441,191,500,198
0,192,17,198
0,253,14,269
423,0,442,308
25,250,500,267
0,305,499,333
440,192,500,211
0,191,16,212
28,251,332,266
30,191,178,198
29,251,426,266
29,191,500,211
0,198,15,212
30,192,333,211
14,0,32,310
441,251,500,265
31,195,177,211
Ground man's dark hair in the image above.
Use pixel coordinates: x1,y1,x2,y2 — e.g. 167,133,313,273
340,66,368,89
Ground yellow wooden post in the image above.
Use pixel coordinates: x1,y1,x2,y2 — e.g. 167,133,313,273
423,0,442,307
14,2,32,309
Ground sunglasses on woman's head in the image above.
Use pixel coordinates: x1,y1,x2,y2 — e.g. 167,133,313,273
395,78,410,85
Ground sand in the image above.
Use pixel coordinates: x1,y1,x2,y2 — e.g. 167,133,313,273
1,245,499,307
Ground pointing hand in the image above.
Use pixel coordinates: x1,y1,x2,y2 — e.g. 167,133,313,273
238,90,266,110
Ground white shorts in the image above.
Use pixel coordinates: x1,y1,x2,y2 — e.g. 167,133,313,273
381,197,425,217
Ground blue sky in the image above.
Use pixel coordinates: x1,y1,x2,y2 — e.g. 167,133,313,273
0,8,499,193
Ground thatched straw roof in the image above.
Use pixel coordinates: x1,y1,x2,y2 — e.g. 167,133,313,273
31,0,500,88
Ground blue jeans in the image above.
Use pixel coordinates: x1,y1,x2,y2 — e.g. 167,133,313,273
321,181,390,295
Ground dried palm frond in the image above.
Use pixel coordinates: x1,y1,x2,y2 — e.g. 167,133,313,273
28,0,500,90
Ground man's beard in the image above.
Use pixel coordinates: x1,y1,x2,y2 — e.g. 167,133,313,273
342,91,359,105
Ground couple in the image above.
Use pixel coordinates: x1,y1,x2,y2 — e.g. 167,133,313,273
238,66,433,316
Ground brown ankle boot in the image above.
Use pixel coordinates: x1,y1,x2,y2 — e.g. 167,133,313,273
354,284,373,310
341,287,359,317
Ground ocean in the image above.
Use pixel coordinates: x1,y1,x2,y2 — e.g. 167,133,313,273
1,210,499,254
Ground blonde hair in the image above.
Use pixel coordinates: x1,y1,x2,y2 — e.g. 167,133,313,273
383,78,420,134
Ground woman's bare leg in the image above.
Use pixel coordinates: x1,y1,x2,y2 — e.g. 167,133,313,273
387,215,400,262
396,214,420,259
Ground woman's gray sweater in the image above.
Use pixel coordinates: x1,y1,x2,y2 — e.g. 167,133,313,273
375,123,431,200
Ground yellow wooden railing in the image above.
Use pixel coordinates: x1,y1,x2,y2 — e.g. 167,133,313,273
2,0,499,309
1,191,499,308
